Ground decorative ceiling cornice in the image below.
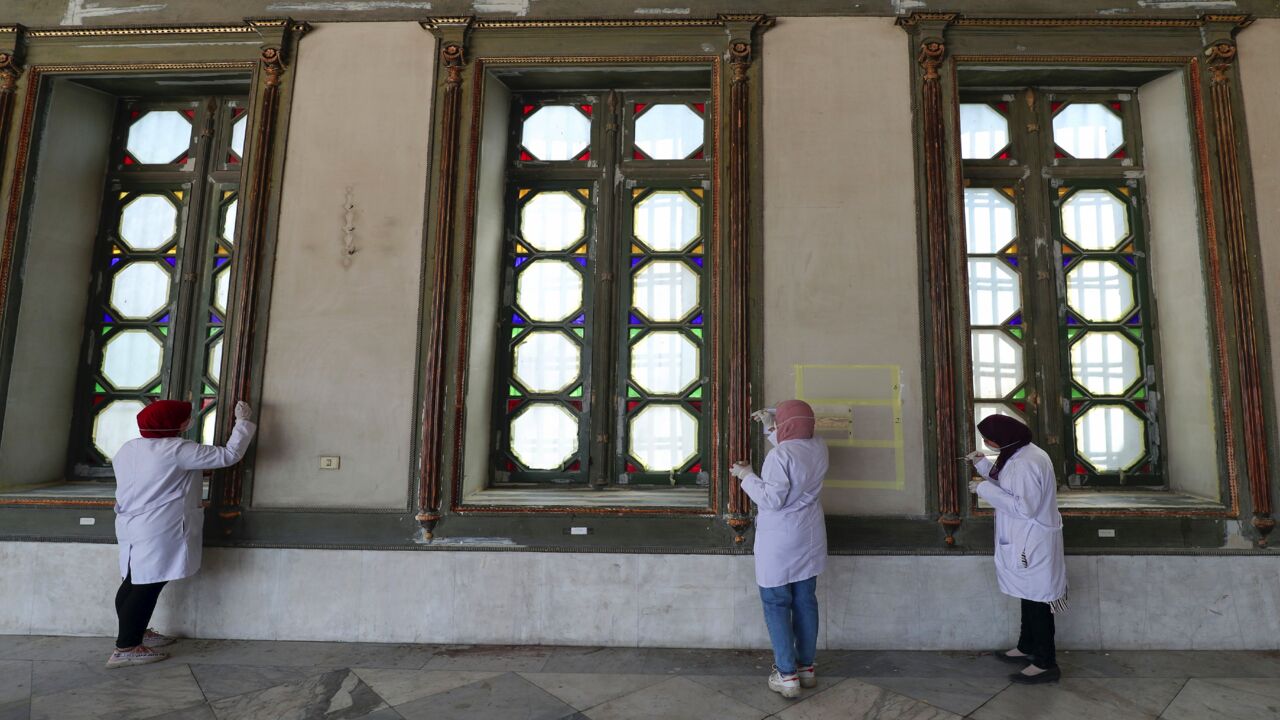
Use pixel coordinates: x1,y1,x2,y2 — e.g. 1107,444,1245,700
897,12,1252,29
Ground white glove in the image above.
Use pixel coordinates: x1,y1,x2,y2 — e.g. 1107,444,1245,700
964,450,986,464
968,480,983,494
750,408,776,426
234,401,252,421
730,462,753,479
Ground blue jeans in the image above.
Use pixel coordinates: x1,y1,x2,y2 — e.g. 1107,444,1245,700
759,576,819,675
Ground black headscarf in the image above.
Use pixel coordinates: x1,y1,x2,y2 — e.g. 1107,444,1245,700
977,414,1033,480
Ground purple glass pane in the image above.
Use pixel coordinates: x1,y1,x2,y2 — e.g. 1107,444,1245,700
158,313,171,324
214,257,229,268
691,257,704,267
512,313,525,325
573,257,587,267
1008,313,1023,326
631,257,643,268
102,313,115,323
514,256,529,267
629,313,644,326
163,257,177,267
110,257,122,266
572,313,585,325
1066,314,1080,326
1062,257,1073,267
210,313,222,325
1126,312,1141,326
1006,257,1019,267
691,313,703,325
1123,256,1137,267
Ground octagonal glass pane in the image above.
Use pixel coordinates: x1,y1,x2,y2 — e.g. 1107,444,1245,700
93,399,146,460
520,192,585,251
634,191,699,251
629,404,698,471
967,258,1020,325
514,331,580,393
119,194,178,250
231,113,247,158
971,329,1023,399
222,199,238,243
1075,405,1145,472
1071,331,1141,396
1067,260,1135,323
213,266,230,317
127,111,191,164
202,410,217,446
1053,103,1124,159
517,260,583,322
631,331,699,395
633,260,698,322
110,261,171,320
635,104,704,160
1062,189,1129,250
102,330,163,390
522,106,591,161
510,402,579,470
959,104,1009,159
964,188,1016,254
208,336,224,386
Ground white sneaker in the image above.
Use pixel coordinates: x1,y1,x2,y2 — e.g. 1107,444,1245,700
105,645,169,669
768,667,801,699
797,664,817,689
142,629,175,648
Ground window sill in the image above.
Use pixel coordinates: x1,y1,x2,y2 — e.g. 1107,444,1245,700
460,485,711,512
976,488,1226,513
0,480,212,505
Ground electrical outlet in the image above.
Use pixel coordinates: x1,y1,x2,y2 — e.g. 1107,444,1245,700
319,456,341,470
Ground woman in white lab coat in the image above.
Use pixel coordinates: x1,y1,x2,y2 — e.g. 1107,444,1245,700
966,414,1067,684
731,399,828,699
106,399,256,669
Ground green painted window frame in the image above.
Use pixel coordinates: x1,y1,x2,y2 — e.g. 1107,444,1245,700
69,95,246,478
491,89,713,487
959,88,1167,488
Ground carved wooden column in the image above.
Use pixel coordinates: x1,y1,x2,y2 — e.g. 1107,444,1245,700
219,19,306,523
417,18,471,540
916,34,963,545
0,27,23,231
721,16,770,544
1205,40,1275,545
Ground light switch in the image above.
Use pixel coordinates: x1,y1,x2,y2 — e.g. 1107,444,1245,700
319,456,341,470
1098,528,1116,538
79,517,95,526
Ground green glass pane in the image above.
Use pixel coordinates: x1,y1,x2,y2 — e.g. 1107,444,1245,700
511,328,522,338
628,386,641,398
509,385,522,397
690,328,703,339
1009,328,1023,339
569,385,583,398
630,328,642,339
101,327,111,335
1013,387,1026,400
1125,327,1143,341
573,328,584,338
689,387,702,399
1133,387,1146,399
94,383,106,393
159,327,169,335
204,383,216,394
1067,328,1081,339
1071,387,1085,398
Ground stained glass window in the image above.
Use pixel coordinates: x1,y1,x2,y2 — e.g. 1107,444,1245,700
958,90,1161,488
71,97,248,472
494,90,710,486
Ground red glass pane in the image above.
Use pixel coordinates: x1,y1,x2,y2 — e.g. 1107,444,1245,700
627,401,640,411
1110,147,1127,159
1110,101,1123,112
227,153,240,164
574,148,590,161
635,102,648,115
578,104,593,117
997,149,1010,160
1071,402,1083,413
1075,463,1088,474
123,154,137,166
507,399,522,412
627,462,639,472
201,398,215,409
520,149,535,161
689,401,702,411
633,149,647,160
506,459,517,471
567,460,581,471
93,394,106,406
689,462,702,472
181,108,196,120
1055,148,1067,159
1051,101,1064,114
569,400,582,410
692,102,705,115
522,104,536,116
1013,402,1026,413
995,101,1009,114
690,149,704,160
173,152,189,165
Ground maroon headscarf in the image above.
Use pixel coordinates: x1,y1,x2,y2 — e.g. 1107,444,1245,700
775,399,816,442
977,414,1032,480
137,400,192,439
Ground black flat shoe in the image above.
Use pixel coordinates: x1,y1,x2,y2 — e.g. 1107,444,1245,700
1009,666,1061,684
993,650,1031,665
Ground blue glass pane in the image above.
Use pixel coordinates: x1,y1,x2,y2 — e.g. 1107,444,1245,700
690,257,704,267
1062,257,1073,267
1007,313,1022,326
511,313,525,325
1126,312,1141,326
630,257,643,268
1066,314,1080,326
102,313,115,323
691,313,703,325
1123,256,1137,267
214,257,229,268
573,257,587,267
210,313,222,325
158,313,171,323
514,256,529,267
629,313,644,325
1006,257,1019,267
110,257,122,266
572,313,585,325
163,257,177,267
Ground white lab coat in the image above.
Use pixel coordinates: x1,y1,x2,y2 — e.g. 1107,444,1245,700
113,419,256,584
974,444,1067,604
740,437,829,588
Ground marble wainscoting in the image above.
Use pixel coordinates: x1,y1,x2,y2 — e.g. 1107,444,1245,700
0,542,1277,650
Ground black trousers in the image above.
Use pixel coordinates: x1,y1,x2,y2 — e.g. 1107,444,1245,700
1017,599,1057,669
114,572,167,649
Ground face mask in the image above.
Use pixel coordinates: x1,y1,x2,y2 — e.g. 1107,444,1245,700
765,426,778,446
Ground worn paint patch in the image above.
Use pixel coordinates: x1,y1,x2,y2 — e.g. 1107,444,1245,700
61,0,166,26
265,1,434,11
472,0,530,15
892,0,928,12
1136,0,1238,7
634,7,693,14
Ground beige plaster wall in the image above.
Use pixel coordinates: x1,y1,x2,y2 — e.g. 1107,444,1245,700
762,18,926,515
0,81,113,486
252,23,434,508
1238,20,1280,491
1138,70,1220,500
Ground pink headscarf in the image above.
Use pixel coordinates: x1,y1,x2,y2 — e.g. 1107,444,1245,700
774,399,816,442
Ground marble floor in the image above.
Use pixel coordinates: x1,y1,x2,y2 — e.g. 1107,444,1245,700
1,636,1278,720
